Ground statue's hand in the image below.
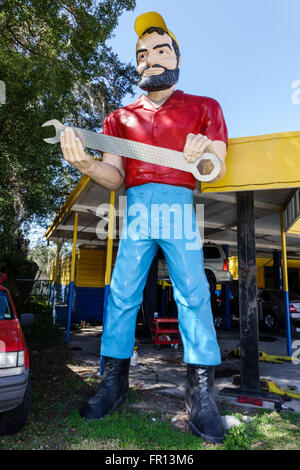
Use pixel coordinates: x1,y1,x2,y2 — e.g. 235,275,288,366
60,127,94,174
184,133,212,163
184,133,227,182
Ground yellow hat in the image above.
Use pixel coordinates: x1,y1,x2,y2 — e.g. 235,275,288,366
134,11,179,48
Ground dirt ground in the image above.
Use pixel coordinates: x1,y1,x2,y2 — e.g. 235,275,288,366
67,322,300,416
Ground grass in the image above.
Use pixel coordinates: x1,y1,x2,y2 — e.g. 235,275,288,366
0,314,300,450
66,402,300,451
68,399,204,450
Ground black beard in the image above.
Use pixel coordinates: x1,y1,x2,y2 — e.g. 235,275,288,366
138,67,180,92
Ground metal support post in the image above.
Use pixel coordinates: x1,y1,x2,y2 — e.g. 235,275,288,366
101,191,116,375
66,213,78,344
222,244,231,330
236,191,260,394
50,241,60,324
280,209,292,357
273,250,283,290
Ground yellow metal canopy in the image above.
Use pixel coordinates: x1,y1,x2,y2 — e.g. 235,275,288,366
288,219,300,235
45,175,91,241
201,130,300,193
283,189,300,234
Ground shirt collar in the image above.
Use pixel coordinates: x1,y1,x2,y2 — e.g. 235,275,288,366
131,89,184,111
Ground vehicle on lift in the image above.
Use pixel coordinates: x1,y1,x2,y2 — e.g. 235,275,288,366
258,289,300,330
215,281,300,331
202,244,233,295
158,243,233,294
0,273,34,435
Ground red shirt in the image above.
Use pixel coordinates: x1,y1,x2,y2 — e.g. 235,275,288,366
102,90,228,190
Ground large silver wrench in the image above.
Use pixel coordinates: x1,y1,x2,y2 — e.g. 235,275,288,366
42,119,220,183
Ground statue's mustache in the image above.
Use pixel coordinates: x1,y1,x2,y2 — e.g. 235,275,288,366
139,64,167,77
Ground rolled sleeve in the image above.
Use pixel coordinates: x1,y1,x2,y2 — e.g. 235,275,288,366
204,100,228,146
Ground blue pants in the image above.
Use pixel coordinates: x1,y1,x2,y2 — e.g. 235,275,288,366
100,183,221,365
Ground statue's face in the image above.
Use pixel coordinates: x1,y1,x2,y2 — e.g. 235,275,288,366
136,31,180,92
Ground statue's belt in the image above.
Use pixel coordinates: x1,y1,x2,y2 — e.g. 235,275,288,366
42,119,220,182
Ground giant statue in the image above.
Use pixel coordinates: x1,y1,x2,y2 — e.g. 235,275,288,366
59,12,228,443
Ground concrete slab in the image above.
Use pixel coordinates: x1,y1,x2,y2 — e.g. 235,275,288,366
67,326,300,413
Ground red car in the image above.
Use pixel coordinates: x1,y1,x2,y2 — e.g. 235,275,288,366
0,273,34,435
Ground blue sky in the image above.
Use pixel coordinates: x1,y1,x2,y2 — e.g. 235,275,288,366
109,0,300,138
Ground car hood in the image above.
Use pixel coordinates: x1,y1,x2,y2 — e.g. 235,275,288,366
0,320,20,352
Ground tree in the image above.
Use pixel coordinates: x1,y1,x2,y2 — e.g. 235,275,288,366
0,0,138,279
28,242,70,275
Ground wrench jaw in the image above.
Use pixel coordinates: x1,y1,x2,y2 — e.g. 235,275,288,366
192,152,221,183
42,119,66,144
43,136,60,144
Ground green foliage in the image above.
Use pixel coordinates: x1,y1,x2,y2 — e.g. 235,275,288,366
0,241,39,302
223,423,252,450
22,313,63,349
0,0,138,272
0,239,29,278
23,298,51,316
68,407,205,450
28,242,70,274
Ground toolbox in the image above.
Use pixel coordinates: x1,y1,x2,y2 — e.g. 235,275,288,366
150,317,181,345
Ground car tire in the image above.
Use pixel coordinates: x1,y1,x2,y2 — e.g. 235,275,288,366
0,375,32,436
262,312,277,331
137,302,151,338
214,313,225,330
205,270,216,297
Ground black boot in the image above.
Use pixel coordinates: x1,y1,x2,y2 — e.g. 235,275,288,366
80,357,130,419
185,365,225,444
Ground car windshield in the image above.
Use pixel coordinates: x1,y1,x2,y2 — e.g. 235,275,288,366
261,290,300,302
0,290,14,320
289,292,300,301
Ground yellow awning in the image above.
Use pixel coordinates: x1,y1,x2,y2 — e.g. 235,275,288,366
201,130,300,193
